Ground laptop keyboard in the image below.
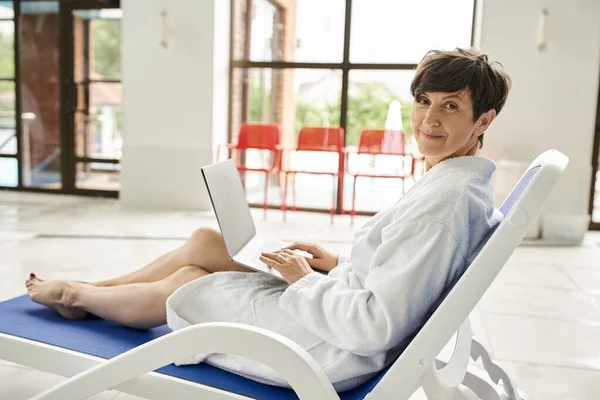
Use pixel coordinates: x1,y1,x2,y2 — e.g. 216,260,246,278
249,239,313,266
249,239,287,265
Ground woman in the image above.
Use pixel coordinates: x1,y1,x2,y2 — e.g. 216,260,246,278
26,47,511,391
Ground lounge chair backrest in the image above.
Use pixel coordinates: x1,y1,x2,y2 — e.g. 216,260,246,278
368,150,569,398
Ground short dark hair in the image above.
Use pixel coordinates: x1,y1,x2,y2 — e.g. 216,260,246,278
410,48,512,148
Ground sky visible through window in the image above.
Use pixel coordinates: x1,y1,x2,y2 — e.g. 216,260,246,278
249,0,474,103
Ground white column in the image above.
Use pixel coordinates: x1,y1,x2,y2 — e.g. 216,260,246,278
120,0,230,209
477,0,600,220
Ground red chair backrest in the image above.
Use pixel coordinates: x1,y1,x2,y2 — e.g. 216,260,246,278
358,129,406,155
296,127,344,152
237,123,281,151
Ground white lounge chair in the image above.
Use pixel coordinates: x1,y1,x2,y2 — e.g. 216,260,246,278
0,149,569,400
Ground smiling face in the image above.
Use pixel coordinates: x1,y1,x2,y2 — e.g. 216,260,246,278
411,90,496,170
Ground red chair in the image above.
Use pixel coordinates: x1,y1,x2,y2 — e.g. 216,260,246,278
348,129,413,224
216,123,282,219
281,126,345,224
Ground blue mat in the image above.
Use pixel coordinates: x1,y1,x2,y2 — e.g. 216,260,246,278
0,295,386,399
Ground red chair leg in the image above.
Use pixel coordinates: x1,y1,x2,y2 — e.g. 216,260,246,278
330,174,336,225
278,172,284,211
238,169,246,193
282,172,289,222
263,172,269,220
292,173,297,212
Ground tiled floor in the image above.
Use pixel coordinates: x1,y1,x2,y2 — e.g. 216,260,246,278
0,191,599,399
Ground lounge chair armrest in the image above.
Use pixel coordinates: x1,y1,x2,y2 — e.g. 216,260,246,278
31,322,340,400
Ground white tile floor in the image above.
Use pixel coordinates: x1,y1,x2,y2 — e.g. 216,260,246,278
0,191,599,399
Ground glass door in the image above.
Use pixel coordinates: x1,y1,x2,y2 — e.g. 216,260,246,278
61,0,121,195
18,0,62,189
0,1,16,187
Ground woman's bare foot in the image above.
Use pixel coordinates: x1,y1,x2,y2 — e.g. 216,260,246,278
25,273,87,320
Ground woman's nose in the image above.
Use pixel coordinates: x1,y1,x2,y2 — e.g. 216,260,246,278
422,108,441,127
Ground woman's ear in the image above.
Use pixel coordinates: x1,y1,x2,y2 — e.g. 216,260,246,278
476,109,497,137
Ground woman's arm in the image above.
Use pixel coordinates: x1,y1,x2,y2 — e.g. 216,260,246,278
278,220,466,356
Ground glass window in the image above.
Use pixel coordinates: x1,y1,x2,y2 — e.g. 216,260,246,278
0,80,15,154
19,1,61,188
230,67,343,209
230,0,475,215
344,70,418,213
76,161,120,191
232,0,345,63
231,68,342,143
75,82,122,159
350,0,475,63
0,2,13,19
0,21,14,77
0,157,17,187
346,70,415,146
91,17,121,80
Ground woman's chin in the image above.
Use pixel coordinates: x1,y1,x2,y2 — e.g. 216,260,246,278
415,145,442,159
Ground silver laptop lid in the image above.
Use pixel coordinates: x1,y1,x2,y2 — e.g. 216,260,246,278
201,159,256,257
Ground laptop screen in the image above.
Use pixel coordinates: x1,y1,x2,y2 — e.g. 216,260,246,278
201,159,257,256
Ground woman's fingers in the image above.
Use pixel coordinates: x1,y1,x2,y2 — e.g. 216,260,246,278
259,254,282,268
286,242,314,253
262,251,290,263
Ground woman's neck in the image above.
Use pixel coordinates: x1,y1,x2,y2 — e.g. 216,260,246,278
425,142,479,171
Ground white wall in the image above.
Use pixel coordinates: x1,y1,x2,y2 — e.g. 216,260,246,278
477,0,600,219
120,0,230,210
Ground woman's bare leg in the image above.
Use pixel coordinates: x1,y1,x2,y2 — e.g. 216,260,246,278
93,227,251,287
26,266,208,329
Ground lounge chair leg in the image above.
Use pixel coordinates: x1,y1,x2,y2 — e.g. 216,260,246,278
468,338,522,400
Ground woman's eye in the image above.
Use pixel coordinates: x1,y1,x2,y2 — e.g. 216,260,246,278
417,98,430,105
444,102,458,110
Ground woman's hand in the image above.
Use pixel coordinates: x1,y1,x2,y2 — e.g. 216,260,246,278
260,249,314,285
285,242,339,272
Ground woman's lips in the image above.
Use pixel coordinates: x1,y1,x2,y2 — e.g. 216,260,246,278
420,130,444,140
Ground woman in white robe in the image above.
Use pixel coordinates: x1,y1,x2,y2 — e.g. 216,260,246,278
25,47,512,391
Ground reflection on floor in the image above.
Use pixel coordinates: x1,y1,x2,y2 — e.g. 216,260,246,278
0,191,599,399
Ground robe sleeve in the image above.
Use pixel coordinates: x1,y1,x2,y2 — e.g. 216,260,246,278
279,219,466,356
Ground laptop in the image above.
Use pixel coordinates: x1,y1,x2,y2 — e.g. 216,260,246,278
201,159,312,281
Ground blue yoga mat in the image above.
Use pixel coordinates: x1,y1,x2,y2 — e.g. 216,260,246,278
0,295,386,399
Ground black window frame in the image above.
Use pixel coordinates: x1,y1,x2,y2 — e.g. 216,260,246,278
228,0,478,216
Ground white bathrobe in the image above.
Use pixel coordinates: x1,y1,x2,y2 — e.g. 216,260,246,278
166,156,504,391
